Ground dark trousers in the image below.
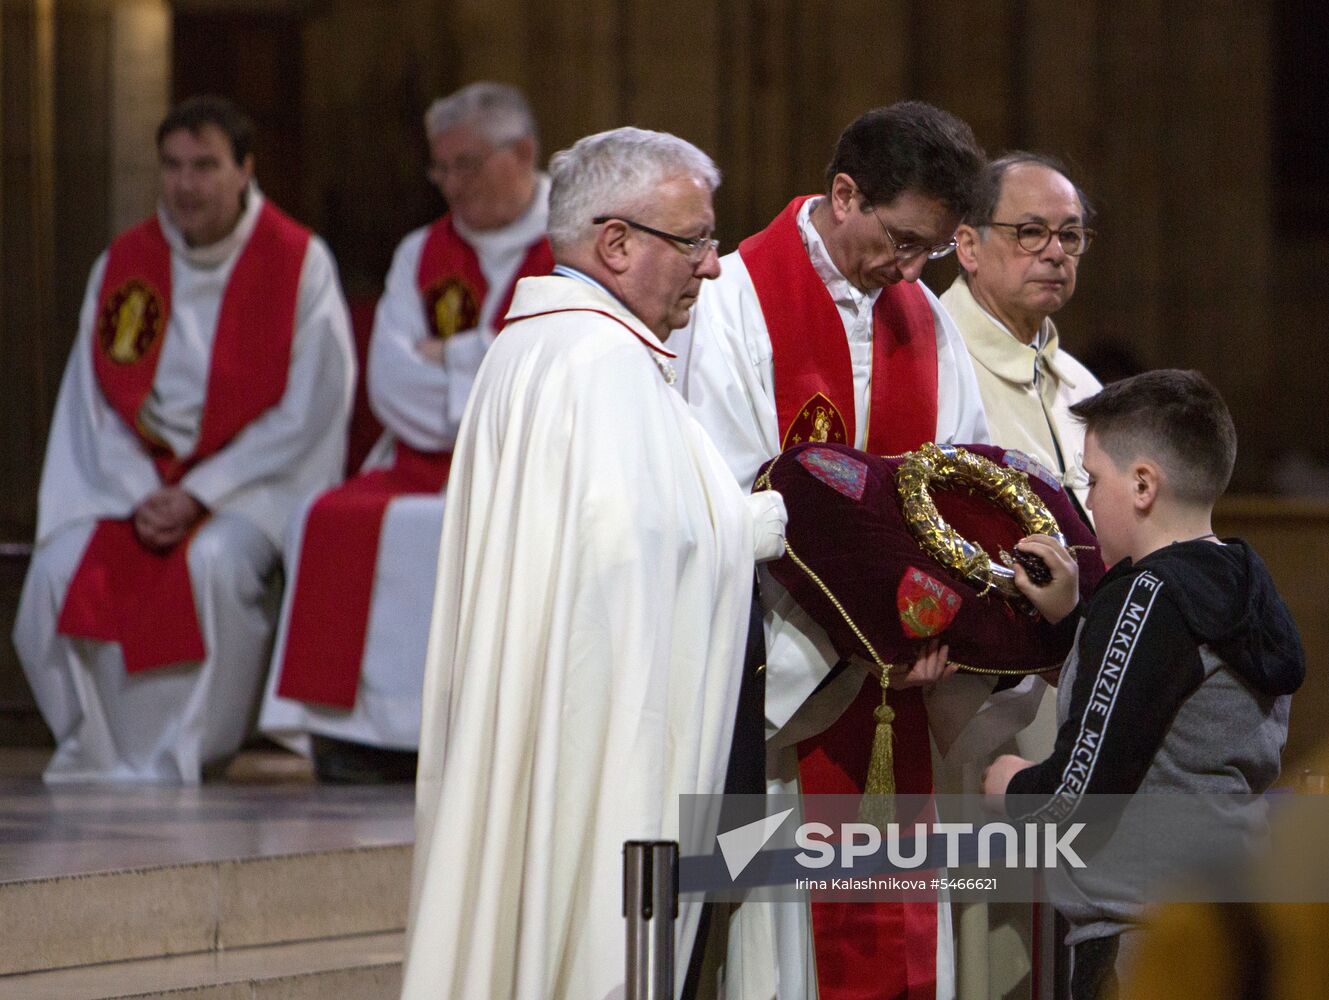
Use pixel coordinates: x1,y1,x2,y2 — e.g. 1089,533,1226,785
1069,934,1120,1000
681,580,767,1000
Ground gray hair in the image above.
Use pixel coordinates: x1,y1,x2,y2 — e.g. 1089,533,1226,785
546,127,721,250
423,82,538,152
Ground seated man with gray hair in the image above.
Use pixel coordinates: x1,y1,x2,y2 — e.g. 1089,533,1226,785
400,126,787,1000
259,82,553,782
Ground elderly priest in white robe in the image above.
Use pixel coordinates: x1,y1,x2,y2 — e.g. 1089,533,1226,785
13,96,354,784
259,82,552,782
400,127,788,1000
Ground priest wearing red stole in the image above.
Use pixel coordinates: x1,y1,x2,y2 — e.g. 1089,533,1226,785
258,83,553,782
684,102,989,1000
13,96,355,784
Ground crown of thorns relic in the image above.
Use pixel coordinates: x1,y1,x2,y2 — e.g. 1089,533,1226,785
895,442,1063,599
755,441,1103,679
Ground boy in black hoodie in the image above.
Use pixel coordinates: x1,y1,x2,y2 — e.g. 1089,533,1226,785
981,369,1305,1000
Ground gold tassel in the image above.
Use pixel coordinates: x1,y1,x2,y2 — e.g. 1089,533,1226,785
859,669,896,827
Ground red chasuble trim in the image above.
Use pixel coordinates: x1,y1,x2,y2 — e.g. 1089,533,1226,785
741,196,942,998
737,196,939,454
58,203,310,673
274,216,553,710
505,306,678,358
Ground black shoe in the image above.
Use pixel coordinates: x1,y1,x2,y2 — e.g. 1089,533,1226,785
311,735,417,784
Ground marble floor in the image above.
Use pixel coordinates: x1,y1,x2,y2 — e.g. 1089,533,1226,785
0,746,415,884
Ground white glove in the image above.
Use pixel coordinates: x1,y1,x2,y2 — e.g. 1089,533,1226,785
746,489,788,563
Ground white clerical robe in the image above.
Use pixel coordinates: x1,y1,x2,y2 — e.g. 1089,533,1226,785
401,274,783,1000
258,177,551,751
937,274,1102,1000
14,188,355,784
682,200,988,1000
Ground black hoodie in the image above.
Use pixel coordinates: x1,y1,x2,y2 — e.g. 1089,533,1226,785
1008,536,1305,813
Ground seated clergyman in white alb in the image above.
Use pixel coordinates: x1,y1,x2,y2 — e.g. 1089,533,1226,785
13,95,354,784
257,82,552,783
400,126,787,1000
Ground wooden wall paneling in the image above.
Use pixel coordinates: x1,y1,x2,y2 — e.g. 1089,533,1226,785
1088,0,1166,371
819,0,912,128
447,0,531,93
53,0,113,370
0,6,4,413
710,0,758,243
109,3,170,236
303,3,435,297
736,0,802,237
1018,0,1103,359
0,0,57,536
902,0,1014,297
623,0,720,152
1156,4,1271,471
782,0,827,207
0,0,57,740
906,0,1017,153
524,0,627,158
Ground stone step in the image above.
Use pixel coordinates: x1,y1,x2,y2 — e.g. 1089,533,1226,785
0,930,403,999
0,843,411,977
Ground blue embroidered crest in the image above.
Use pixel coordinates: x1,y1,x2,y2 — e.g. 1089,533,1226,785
1002,449,1062,492
796,447,868,501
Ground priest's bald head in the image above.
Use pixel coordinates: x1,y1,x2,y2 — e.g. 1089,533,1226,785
424,81,540,231
811,101,985,293
547,127,722,340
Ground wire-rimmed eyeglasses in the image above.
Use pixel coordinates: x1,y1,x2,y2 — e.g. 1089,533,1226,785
593,216,720,264
867,205,957,263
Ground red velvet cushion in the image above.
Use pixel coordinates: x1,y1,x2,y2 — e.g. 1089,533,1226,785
760,442,1104,674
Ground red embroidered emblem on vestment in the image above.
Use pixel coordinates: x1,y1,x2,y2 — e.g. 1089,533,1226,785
422,277,480,339
782,391,848,451
98,280,165,365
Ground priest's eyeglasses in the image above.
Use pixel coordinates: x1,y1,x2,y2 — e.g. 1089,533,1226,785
593,216,720,264
986,221,1096,256
869,206,957,262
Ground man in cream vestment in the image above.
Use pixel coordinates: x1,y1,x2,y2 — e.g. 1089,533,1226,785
939,153,1102,1000
401,128,786,1000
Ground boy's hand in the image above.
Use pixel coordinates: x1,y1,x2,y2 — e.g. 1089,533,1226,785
1013,534,1079,624
982,753,1033,812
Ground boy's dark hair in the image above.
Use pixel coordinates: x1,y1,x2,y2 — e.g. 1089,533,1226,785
156,95,255,165
964,150,1096,227
1070,369,1237,506
824,101,985,219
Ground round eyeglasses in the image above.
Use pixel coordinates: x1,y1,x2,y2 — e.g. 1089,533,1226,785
593,216,720,264
986,221,1096,256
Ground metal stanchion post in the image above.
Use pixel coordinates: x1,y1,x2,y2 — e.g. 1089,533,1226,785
623,840,679,1000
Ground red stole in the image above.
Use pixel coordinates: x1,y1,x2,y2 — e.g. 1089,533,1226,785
740,196,941,999
57,203,310,672
274,217,553,709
